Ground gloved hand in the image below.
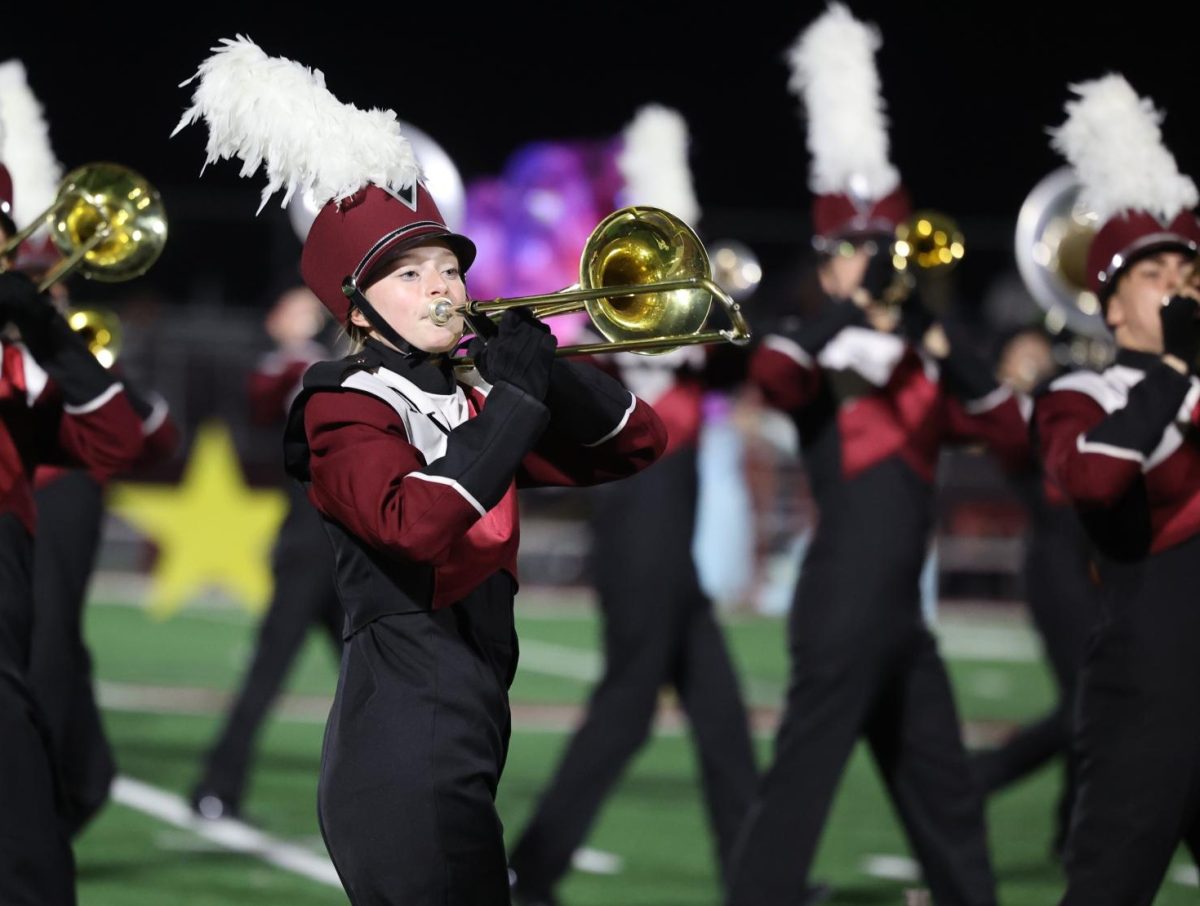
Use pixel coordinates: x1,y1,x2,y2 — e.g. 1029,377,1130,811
898,289,936,346
1160,294,1200,368
0,272,55,346
467,307,557,400
858,249,898,304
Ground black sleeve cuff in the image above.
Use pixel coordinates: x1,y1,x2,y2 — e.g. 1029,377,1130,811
1088,363,1192,456
784,297,863,357
937,319,1001,403
543,360,634,444
28,317,120,406
421,380,550,510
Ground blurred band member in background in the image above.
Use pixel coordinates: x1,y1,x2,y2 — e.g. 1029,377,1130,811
190,285,342,821
971,326,1098,858
509,107,758,906
727,9,1022,904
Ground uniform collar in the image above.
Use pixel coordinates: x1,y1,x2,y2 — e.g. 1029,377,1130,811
1114,348,1164,372
363,337,457,395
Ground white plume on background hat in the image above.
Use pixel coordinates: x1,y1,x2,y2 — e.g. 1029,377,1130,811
787,2,898,203
0,60,63,232
617,104,700,226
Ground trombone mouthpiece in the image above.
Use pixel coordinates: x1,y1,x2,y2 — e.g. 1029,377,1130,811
429,299,458,326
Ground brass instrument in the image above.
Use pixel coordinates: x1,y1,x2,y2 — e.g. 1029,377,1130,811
432,206,751,361
1014,167,1106,338
708,238,763,302
872,210,965,308
65,306,122,368
0,163,167,291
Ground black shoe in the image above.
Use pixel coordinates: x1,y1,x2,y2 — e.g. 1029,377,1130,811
189,788,240,821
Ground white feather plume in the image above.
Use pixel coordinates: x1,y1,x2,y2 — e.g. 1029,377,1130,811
787,3,899,201
0,60,63,231
1050,74,1196,222
173,36,422,213
616,104,700,226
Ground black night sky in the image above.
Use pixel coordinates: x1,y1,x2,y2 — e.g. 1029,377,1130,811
6,1,1199,308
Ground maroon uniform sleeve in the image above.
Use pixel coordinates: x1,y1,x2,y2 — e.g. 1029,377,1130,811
31,383,143,480
1034,365,1192,508
516,359,667,487
248,356,312,426
305,381,549,564
749,336,822,413
21,347,143,480
942,389,1032,473
133,394,181,468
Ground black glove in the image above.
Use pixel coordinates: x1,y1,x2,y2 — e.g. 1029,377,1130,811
780,295,865,357
467,307,557,400
859,249,898,304
1160,295,1200,367
0,272,55,346
898,290,936,345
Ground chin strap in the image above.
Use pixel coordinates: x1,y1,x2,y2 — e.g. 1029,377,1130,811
342,276,427,359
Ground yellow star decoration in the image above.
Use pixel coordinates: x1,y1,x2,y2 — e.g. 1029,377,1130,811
109,421,287,618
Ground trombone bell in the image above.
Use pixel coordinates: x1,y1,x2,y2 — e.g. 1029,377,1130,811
582,207,712,354
432,206,750,362
50,164,168,283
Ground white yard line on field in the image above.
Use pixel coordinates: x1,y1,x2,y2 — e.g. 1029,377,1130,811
110,776,341,888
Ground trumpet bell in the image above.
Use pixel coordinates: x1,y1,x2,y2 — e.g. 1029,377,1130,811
65,305,122,368
893,210,965,273
50,163,168,282
580,207,712,355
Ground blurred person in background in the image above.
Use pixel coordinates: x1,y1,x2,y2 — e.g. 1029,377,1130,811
2,65,179,838
726,9,1026,905
189,284,343,821
970,325,1099,859
509,106,758,906
0,164,144,903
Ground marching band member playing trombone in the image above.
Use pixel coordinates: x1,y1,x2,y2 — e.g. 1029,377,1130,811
175,37,668,905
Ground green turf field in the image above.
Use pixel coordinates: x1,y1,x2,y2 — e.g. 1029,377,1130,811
71,593,1198,905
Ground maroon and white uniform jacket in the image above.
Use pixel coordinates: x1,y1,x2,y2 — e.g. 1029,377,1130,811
0,339,142,533
34,383,178,490
248,340,329,427
1035,349,1200,560
606,347,706,456
285,339,666,634
750,302,1027,595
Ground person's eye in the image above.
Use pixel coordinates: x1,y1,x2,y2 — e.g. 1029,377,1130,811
397,269,418,279
443,267,460,279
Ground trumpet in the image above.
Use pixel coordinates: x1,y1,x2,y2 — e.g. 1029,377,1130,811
0,162,167,291
433,206,751,363
64,305,122,369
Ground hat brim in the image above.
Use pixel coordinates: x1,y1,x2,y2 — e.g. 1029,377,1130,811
1100,234,1198,301
356,225,477,288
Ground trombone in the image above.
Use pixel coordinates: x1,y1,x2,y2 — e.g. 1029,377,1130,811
434,206,751,363
0,162,167,291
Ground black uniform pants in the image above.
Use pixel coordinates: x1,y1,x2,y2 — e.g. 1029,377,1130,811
28,472,113,837
196,491,341,807
318,573,518,906
1060,535,1200,905
973,530,1098,847
508,450,757,895
726,556,996,906
0,513,76,904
